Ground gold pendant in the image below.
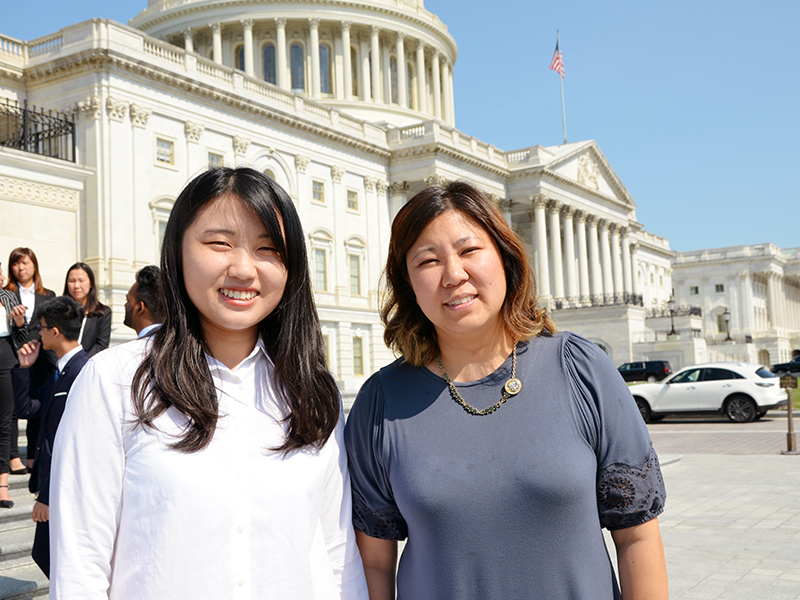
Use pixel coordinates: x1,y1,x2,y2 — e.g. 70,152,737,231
504,378,522,396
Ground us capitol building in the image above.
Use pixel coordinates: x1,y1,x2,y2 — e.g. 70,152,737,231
1,0,797,401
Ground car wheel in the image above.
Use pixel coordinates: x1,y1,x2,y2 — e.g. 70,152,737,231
647,375,656,383
724,395,757,423
634,398,651,423
649,414,665,422
755,410,768,420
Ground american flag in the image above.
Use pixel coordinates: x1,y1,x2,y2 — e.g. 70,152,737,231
549,40,565,78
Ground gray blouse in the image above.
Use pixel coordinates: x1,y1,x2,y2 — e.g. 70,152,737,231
345,332,666,600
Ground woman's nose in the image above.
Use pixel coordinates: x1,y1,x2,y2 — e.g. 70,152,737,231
442,256,467,287
228,249,257,280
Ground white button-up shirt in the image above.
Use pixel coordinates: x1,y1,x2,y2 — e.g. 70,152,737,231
50,337,368,600
19,283,36,323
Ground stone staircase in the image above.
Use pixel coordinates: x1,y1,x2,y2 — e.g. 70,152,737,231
0,436,49,599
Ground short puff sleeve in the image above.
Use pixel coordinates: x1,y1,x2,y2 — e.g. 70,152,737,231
563,334,666,530
344,370,408,541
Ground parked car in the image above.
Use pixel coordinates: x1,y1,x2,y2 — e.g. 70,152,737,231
618,360,672,383
630,362,786,423
771,355,800,374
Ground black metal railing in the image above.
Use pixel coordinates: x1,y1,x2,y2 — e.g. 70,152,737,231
553,293,643,311
646,305,703,319
0,98,75,162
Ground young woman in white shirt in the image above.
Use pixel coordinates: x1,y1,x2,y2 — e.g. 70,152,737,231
50,168,368,599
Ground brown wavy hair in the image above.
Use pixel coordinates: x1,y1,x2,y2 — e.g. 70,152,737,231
5,248,46,294
381,181,556,366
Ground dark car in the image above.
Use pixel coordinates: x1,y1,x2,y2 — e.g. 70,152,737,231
618,360,673,383
772,355,800,374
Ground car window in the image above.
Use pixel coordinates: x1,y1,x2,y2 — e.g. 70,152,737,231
756,367,777,379
701,368,741,381
619,364,630,371
669,369,701,384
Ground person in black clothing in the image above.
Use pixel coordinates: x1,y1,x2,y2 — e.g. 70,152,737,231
5,247,56,473
0,261,28,508
62,262,111,358
13,296,88,577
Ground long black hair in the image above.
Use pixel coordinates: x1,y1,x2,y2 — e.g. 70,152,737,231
132,167,339,453
63,262,109,317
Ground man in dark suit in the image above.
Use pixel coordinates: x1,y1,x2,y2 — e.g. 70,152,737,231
123,265,164,337
12,296,88,578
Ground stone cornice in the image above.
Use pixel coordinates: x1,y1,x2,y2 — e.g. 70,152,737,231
24,47,391,159
388,142,509,178
0,175,80,210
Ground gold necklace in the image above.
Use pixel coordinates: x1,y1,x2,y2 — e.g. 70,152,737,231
436,343,522,416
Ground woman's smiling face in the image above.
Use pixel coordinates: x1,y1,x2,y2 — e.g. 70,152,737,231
181,193,288,346
406,209,507,347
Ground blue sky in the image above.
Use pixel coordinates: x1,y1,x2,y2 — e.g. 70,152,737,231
4,1,798,252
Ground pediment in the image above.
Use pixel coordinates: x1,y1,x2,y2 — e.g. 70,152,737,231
543,141,635,209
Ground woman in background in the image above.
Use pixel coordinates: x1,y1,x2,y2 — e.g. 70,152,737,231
5,247,55,473
62,263,111,358
346,181,667,600
0,261,28,507
50,168,367,599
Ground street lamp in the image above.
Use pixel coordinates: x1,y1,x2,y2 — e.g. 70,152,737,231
723,308,732,341
668,296,677,336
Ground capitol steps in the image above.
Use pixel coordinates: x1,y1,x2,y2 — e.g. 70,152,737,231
0,436,49,600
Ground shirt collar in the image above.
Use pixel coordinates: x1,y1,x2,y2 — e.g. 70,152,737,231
205,337,270,375
57,345,84,374
138,323,162,338
19,284,35,296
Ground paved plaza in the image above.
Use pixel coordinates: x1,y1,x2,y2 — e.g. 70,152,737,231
646,413,800,600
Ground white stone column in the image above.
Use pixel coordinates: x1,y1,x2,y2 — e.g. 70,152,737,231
415,40,426,113
442,59,453,124
389,182,409,221
341,22,353,99
183,29,194,54
533,195,551,298
396,32,407,108
562,206,577,302
610,224,624,302
630,242,640,298
276,18,287,89
621,227,632,300
447,62,455,124
359,32,371,101
382,40,392,105
241,19,254,76
575,211,590,303
211,23,222,64
766,272,777,329
370,26,382,103
586,215,602,303
309,18,321,98
431,50,442,119
548,201,564,300
598,220,613,302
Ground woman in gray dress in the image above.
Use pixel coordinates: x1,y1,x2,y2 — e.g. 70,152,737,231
345,181,668,600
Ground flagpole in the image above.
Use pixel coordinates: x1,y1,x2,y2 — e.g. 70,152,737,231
557,30,567,144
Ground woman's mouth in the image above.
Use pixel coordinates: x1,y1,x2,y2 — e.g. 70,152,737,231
220,288,259,301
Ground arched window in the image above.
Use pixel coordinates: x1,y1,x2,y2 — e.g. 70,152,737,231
319,43,332,94
263,43,276,84
265,168,276,181
235,45,245,71
407,61,415,109
290,42,305,93
390,56,398,104
350,46,359,97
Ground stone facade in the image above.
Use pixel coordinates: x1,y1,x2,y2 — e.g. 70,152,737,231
0,0,685,401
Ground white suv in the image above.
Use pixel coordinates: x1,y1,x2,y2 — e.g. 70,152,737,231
630,362,786,423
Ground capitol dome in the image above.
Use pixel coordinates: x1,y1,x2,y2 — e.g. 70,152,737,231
129,0,457,128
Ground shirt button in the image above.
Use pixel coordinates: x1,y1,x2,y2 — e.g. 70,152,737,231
237,526,243,533
235,472,241,478
238,579,245,586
